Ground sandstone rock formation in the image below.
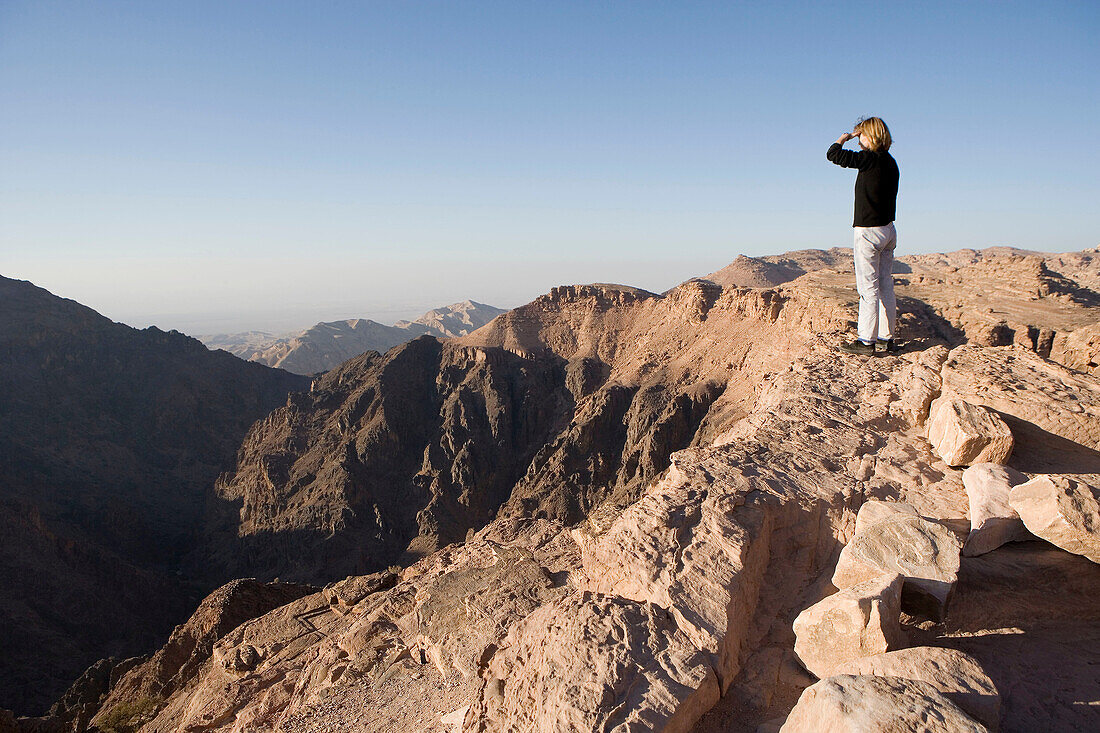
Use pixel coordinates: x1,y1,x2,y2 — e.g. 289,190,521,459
830,647,1001,730
1010,475,1100,563
832,502,962,620
962,464,1032,557
127,531,575,732
89,579,315,730
893,349,948,426
467,590,720,733
1049,322,1100,376
704,255,808,289
936,344,1100,475
792,574,905,679
193,278,847,586
927,397,1014,466
780,674,988,733
11,246,1100,732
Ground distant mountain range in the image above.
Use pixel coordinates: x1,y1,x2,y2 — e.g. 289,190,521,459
198,300,506,375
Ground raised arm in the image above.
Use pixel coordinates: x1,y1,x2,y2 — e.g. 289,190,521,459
827,132,871,170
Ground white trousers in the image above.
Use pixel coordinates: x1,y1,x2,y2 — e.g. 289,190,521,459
853,222,897,343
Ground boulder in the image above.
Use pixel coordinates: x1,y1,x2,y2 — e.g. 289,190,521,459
962,463,1032,556
833,502,961,620
853,501,918,535
1049,322,1100,376
927,397,1014,466
466,589,719,733
780,674,988,732
792,574,906,679
831,647,1001,730
895,361,943,426
1010,475,1100,563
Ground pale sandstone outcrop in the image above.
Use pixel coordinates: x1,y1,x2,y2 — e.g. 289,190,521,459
833,502,961,620
91,579,316,729
936,345,1100,469
792,574,905,679
893,346,948,426
573,453,775,696
831,647,1000,731
927,397,1014,466
962,463,1032,556
853,501,918,535
464,590,719,733
1010,475,1100,563
780,674,988,733
138,526,573,733
1049,322,1100,376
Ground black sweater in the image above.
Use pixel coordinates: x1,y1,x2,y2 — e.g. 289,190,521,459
827,143,899,227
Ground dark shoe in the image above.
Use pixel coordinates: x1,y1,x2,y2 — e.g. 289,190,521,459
875,339,902,354
840,339,876,356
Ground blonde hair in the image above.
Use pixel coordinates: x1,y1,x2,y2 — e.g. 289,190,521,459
854,117,892,152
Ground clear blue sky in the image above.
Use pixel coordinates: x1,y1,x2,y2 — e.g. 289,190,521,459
2,1,1097,333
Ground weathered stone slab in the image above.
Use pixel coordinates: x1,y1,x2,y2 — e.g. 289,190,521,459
576,452,776,694
833,502,961,620
927,397,1013,467
467,589,719,733
831,647,1001,731
1010,475,1100,563
792,574,905,679
780,674,988,732
854,501,918,536
895,361,943,427
962,463,1032,556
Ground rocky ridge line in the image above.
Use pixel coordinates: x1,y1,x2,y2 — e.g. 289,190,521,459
7,246,1100,731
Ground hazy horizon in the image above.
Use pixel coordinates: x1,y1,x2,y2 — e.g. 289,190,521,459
10,241,1097,337
3,2,1097,335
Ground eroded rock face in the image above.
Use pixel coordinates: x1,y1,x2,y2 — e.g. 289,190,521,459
833,502,962,620
830,647,1000,731
792,574,906,679
195,279,833,588
1010,475,1100,563
895,360,944,427
195,338,577,584
42,656,144,733
936,345,1100,474
18,247,1100,731
90,578,317,729
1050,322,1100,376
927,397,1014,467
780,674,988,733
140,525,575,733
962,463,1032,557
465,590,720,733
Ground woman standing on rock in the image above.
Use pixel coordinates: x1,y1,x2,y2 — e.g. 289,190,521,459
827,117,900,355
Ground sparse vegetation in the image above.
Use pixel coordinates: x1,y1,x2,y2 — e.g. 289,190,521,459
97,696,161,733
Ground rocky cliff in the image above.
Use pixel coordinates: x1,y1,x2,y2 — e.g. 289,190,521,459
7,246,1100,732
0,276,311,716
190,275,863,588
